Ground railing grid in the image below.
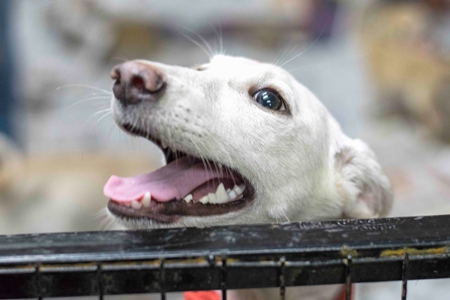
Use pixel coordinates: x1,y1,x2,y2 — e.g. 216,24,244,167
1,215,450,299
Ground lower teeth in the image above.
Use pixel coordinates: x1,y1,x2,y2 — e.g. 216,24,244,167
121,183,246,209
192,183,245,205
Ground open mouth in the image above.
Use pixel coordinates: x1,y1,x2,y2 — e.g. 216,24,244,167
104,123,254,224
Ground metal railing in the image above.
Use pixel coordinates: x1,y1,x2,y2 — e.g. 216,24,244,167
1,214,450,299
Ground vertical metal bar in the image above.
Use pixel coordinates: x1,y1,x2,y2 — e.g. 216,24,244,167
279,256,286,300
160,258,166,300
97,263,104,300
221,255,227,300
401,252,409,300
207,254,216,267
35,264,43,300
345,255,352,300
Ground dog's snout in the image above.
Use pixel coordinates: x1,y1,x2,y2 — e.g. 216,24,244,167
111,61,165,105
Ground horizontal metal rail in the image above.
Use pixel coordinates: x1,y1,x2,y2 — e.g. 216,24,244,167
0,215,450,298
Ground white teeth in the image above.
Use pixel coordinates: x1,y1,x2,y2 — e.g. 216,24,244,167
161,140,168,149
228,190,237,200
199,195,209,204
208,193,217,203
233,184,245,196
142,192,151,208
184,194,193,203
215,183,229,204
131,200,142,209
197,183,247,204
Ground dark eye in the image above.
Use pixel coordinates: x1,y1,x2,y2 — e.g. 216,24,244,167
253,89,285,111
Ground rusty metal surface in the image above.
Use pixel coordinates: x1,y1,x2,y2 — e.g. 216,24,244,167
0,215,449,298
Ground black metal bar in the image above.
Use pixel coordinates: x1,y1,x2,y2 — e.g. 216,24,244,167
221,255,227,300
0,215,450,298
402,252,409,300
35,264,42,300
345,255,352,300
279,256,286,300
97,263,103,300
160,258,166,300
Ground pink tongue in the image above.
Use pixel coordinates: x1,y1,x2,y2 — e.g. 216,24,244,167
104,157,236,203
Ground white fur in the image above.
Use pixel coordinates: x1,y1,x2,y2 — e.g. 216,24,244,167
111,55,392,227
109,55,392,299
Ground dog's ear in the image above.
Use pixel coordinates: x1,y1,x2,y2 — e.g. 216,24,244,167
335,138,392,219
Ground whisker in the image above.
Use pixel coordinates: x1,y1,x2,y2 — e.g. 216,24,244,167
181,29,213,59
81,108,111,130
111,56,129,63
278,23,326,68
55,84,112,95
95,208,116,231
93,108,112,117
92,111,112,128
63,95,111,111
106,123,117,143
93,208,109,220
211,23,225,56
273,35,296,67
103,216,118,231
187,28,214,56
286,53,364,74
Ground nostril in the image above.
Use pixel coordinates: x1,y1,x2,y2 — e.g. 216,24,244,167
131,75,145,92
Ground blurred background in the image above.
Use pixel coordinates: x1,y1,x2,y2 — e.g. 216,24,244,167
1,0,450,299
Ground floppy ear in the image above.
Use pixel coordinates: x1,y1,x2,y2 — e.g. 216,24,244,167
335,138,393,219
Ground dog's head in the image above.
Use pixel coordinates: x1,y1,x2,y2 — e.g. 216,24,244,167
104,55,392,228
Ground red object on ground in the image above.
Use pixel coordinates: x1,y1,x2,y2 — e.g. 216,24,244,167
183,285,352,300
336,284,354,300
184,291,221,300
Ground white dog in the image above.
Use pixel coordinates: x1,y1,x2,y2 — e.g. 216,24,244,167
104,55,392,299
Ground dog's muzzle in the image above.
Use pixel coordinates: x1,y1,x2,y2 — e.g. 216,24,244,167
111,61,166,105
105,60,256,224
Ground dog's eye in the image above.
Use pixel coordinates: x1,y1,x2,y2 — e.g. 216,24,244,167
253,89,285,111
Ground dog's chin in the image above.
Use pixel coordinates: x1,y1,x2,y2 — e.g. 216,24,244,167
108,200,257,229
105,122,256,228
107,204,256,229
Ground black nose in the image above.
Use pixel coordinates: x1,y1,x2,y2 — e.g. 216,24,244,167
111,61,165,105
